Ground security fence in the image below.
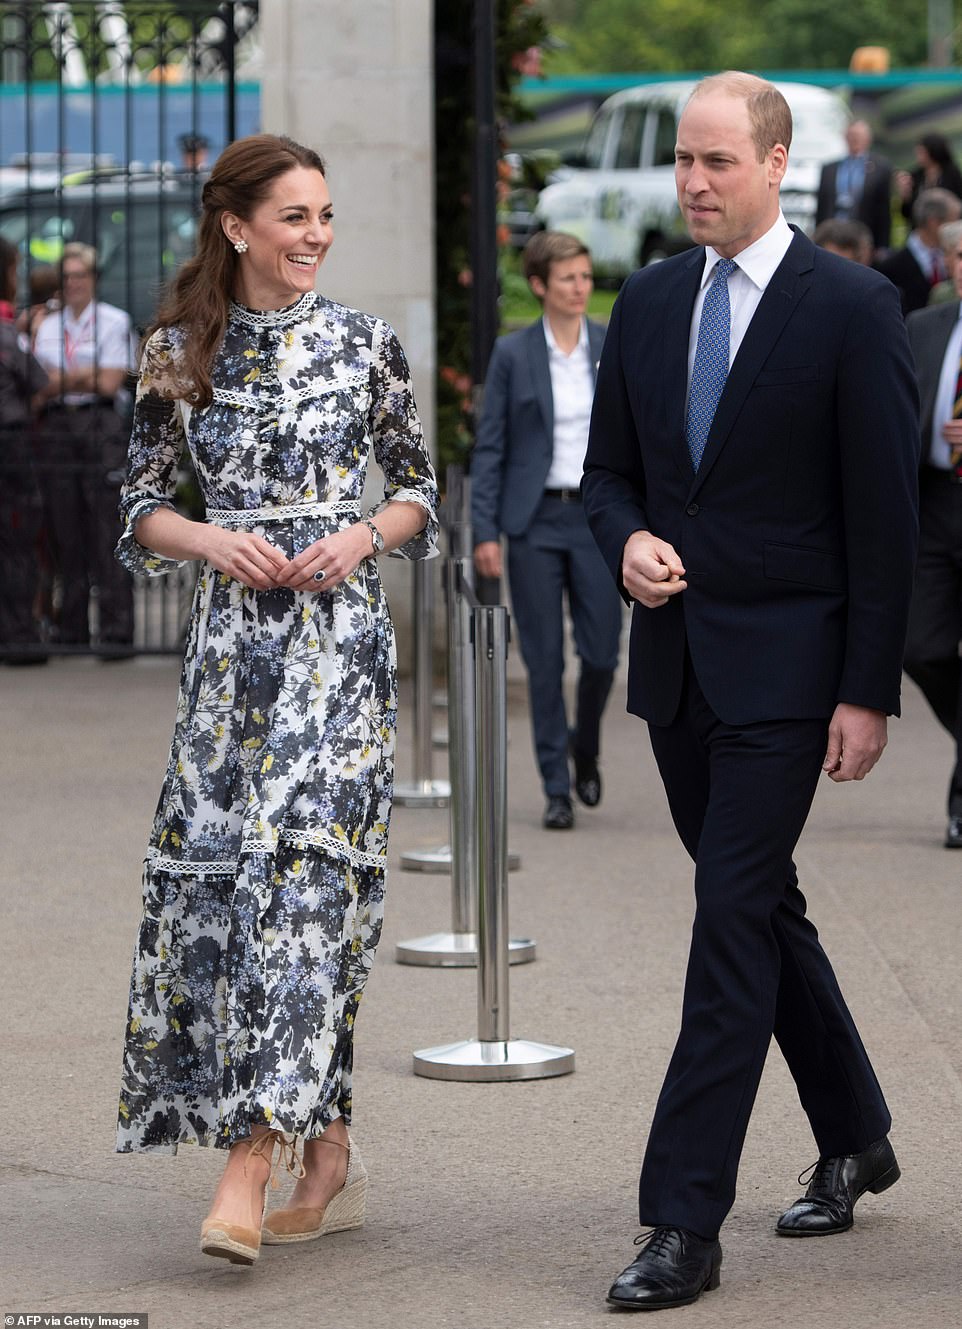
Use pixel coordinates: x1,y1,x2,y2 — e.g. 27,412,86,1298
0,1,257,659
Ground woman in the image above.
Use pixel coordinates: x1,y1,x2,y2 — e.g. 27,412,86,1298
115,134,438,1266
0,236,49,664
897,131,962,221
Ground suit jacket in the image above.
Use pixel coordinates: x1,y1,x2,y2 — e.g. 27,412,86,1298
470,318,607,543
905,298,960,457
875,245,931,317
582,230,920,727
815,153,892,250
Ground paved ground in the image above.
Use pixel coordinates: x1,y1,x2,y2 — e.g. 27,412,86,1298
1,644,961,1329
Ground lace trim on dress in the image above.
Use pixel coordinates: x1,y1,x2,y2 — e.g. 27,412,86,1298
211,376,366,414
228,292,317,330
146,828,385,876
205,501,361,525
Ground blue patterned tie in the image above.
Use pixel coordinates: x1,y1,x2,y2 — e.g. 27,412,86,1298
686,257,737,471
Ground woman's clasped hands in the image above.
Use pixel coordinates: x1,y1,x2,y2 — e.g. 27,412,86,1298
203,523,373,593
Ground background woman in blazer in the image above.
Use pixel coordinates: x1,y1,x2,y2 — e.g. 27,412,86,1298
471,231,622,829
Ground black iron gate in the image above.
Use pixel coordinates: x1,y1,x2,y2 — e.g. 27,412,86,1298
0,1,258,660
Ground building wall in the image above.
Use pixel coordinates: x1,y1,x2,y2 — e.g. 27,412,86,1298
259,0,437,654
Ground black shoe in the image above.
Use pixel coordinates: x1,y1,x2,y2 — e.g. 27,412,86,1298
776,1136,900,1236
571,745,602,807
543,794,574,829
945,816,962,848
606,1226,722,1312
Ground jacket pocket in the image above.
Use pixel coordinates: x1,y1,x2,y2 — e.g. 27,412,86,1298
763,542,846,590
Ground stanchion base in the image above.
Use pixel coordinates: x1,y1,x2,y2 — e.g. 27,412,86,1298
393,780,451,808
395,932,536,967
412,1038,575,1081
399,844,522,873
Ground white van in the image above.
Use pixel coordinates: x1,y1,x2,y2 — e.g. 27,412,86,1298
534,80,850,279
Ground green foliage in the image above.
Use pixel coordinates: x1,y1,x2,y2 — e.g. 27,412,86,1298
541,0,932,73
435,0,549,479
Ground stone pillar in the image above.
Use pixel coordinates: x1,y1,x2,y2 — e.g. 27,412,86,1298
259,0,437,649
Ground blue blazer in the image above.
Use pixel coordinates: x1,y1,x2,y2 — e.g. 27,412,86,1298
471,318,607,544
582,230,920,727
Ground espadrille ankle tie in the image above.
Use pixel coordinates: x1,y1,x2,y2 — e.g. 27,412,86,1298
245,1129,307,1189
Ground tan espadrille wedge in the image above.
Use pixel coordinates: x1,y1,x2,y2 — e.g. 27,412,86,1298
261,1134,368,1244
200,1129,305,1264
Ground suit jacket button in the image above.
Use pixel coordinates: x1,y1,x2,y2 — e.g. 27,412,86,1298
686,503,699,516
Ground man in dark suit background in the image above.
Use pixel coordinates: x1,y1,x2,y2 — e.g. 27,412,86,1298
583,72,919,1311
471,231,622,829
815,119,892,253
876,187,961,315
904,241,962,848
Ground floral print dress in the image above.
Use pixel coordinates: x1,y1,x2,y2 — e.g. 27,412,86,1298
115,291,438,1153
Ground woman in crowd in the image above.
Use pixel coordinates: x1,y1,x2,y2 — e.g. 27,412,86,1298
897,131,962,220
114,133,438,1266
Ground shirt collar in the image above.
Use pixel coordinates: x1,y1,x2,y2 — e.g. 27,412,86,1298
700,212,794,293
542,315,589,356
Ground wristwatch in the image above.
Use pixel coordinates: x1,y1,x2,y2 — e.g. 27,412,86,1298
362,518,385,556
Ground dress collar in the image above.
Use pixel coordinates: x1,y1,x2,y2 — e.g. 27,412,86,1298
228,291,317,329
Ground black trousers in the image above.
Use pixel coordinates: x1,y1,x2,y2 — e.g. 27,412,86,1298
39,404,133,646
638,655,891,1239
903,466,962,817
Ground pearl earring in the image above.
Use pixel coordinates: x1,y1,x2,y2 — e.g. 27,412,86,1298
233,239,248,254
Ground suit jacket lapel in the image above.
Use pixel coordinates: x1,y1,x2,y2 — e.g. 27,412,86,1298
525,320,554,443
588,320,606,381
664,249,704,479
689,230,814,498
918,301,959,440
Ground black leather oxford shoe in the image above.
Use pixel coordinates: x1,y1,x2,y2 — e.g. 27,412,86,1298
776,1136,900,1236
543,794,574,830
945,815,962,848
606,1226,722,1312
569,737,602,807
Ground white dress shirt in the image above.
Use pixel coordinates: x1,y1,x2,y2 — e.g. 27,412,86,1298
543,316,595,489
687,212,795,395
929,303,962,469
34,299,134,405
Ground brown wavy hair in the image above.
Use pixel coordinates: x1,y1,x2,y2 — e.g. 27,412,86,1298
148,133,326,407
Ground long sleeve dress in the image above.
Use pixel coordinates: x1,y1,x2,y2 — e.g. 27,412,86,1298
115,291,438,1153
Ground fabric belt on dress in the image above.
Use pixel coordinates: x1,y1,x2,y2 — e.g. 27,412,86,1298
205,500,361,525
543,487,582,503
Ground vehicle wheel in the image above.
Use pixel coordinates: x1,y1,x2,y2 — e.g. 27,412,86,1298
640,233,668,266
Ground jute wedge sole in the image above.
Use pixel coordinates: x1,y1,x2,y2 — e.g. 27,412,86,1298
200,1219,261,1265
261,1135,367,1244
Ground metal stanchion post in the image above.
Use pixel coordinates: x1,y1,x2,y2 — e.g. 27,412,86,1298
400,471,520,874
397,565,531,965
394,559,450,807
412,605,574,1079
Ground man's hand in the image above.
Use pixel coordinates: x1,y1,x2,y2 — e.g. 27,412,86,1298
622,531,687,607
474,540,503,579
823,703,887,782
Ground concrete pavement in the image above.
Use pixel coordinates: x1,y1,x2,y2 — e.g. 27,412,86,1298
1,648,960,1329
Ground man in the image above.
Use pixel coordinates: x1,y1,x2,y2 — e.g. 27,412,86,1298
904,239,962,848
34,242,136,654
815,119,891,253
876,187,961,315
471,231,622,829
178,131,210,174
927,218,962,306
813,217,873,265
583,73,919,1311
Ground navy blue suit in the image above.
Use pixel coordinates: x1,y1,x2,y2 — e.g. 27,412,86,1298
583,230,920,1237
471,318,623,799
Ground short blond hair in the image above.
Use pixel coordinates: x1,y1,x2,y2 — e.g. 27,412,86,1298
688,72,793,162
522,230,590,288
60,241,98,275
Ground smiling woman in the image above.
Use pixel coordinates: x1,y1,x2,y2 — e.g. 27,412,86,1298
112,132,439,1268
